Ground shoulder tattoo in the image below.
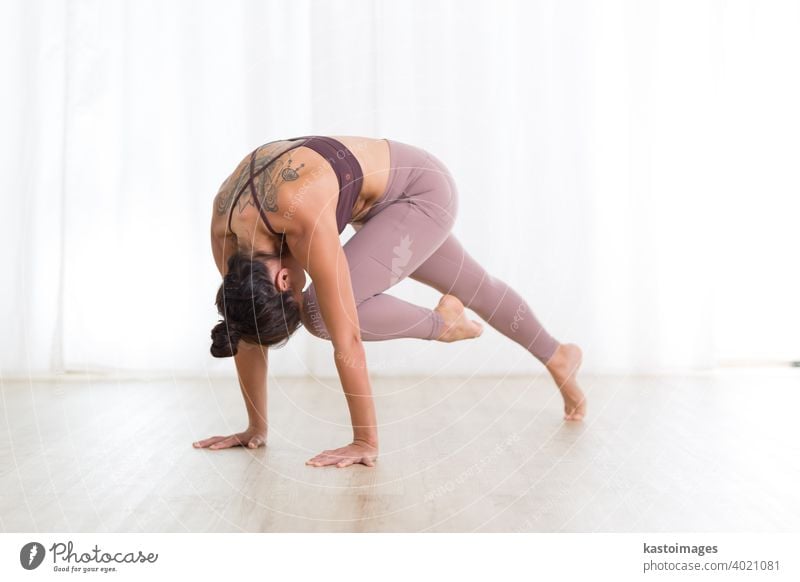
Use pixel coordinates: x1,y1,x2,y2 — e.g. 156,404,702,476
213,141,305,217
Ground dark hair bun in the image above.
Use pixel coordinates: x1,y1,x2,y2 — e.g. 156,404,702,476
209,251,303,356
210,320,242,358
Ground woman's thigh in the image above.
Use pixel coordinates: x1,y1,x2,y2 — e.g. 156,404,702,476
339,199,455,302
301,153,459,333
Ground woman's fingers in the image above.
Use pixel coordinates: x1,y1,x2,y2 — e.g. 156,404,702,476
305,453,323,465
308,452,364,467
209,434,242,449
193,436,225,448
306,444,377,468
307,455,334,466
309,453,345,466
306,450,338,465
194,431,266,451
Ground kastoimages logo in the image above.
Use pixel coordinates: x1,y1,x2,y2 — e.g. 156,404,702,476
20,542,46,570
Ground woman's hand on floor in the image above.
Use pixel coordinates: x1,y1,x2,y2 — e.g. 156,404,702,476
306,440,378,468
192,427,267,450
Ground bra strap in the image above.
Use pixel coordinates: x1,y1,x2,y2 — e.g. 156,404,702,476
247,149,283,236
227,141,305,236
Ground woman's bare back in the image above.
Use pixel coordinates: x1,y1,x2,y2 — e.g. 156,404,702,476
210,136,391,241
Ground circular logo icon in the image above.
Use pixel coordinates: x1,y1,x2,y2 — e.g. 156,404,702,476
20,542,46,570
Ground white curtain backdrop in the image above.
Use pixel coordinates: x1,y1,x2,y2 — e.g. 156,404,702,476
1,0,798,378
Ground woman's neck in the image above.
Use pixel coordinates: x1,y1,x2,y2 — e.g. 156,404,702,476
236,232,281,258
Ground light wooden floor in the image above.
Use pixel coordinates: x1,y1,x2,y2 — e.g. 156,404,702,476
1,369,798,532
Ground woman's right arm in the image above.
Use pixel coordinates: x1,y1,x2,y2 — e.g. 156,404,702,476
196,222,269,450
193,341,269,450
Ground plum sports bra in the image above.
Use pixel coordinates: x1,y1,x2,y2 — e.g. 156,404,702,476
226,135,364,236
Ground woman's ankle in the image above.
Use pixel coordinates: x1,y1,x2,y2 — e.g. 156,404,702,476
544,342,563,368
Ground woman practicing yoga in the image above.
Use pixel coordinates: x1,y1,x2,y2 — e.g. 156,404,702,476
194,135,586,468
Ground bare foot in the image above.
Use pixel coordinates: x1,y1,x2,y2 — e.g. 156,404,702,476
434,295,484,343
545,343,587,421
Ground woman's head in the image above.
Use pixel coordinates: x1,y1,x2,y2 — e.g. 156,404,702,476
210,250,305,357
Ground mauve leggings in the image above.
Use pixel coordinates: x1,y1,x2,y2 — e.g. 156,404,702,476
300,139,560,365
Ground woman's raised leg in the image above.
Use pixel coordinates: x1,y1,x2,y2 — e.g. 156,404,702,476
408,233,587,420
301,190,480,343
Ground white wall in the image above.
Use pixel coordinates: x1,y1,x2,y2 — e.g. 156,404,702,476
1,0,798,379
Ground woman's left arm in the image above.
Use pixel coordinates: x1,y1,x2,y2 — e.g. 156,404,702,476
287,218,378,468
